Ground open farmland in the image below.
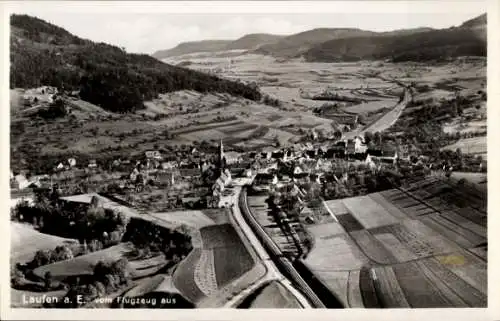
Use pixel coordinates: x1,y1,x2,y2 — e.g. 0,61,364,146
442,136,487,157
240,281,302,308
11,222,79,265
33,243,135,281
302,176,487,307
165,208,264,307
200,224,255,287
123,274,180,298
15,54,484,170
151,211,216,229
343,99,398,114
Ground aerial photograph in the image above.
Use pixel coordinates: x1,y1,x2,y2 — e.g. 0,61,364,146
6,1,487,311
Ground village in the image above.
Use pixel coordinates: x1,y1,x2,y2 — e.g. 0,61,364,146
8,9,489,310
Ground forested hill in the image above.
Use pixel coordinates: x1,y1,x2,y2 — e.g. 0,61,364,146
303,14,486,63
10,14,262,113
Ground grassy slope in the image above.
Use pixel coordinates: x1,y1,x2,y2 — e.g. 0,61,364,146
33,243,134,280
11,222,79,265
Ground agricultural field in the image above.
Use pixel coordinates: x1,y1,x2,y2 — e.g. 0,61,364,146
33,243,136,281
11,222,79,265
166,209,263,307
303,176,487,308
15,54,485,171
442,136,487,157
242,281,302,308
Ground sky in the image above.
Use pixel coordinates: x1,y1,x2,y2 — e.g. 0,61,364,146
7,1,487,54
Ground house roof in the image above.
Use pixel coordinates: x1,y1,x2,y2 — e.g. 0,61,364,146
224,151,241,159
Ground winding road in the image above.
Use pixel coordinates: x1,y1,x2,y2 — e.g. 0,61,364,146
343,84,411,140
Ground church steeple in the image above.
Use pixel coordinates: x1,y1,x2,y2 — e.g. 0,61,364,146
218,139,226,172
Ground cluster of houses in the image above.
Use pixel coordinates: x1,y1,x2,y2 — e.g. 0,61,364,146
22,86,58,107
245,135,429,193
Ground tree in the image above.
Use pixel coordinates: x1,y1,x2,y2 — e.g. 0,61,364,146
32,250,51,268
333,130,342,141
364,131,374,144
94,281,106,296
44,271,53,290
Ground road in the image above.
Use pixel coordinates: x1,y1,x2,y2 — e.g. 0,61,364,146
343,84,411,140
98,188,312,307
225,184,313,308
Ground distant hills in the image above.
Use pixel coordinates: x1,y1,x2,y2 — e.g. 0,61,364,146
253,28,378,58
304,15,486,62
10,14,262,113
152,40,233,59
152,33,284,59
154,14,486,62
225,33,285,51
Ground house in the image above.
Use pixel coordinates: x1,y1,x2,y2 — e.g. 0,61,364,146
261,147,275,160
224,151,243,165
145,150,162,160
161,161,178,170
346,139,356,155
310,173,324,184
112,159,122,168
219,171,232,186
248,151,258,159
130,168,140,181
213,177,226,195
354,136,367,154
55,162,65,171
293,172,310,185
68,158,77,168
179,167,201,179
381,145,398,157
293,166,303,175
304,149,316,159
366,153,398,169
12,174,42,190
326,146,346,159
365,154,379,170
88,160,97,168
156,171,176,185
271,151,284,160
366,148,382,157
229,167,247,178
201,161,216,173
181,196,202,208
252,173,278,192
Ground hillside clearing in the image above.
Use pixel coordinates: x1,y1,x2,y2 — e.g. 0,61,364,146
11,222,79,265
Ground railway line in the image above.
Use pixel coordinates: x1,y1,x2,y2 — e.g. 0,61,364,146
239,186,344,308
